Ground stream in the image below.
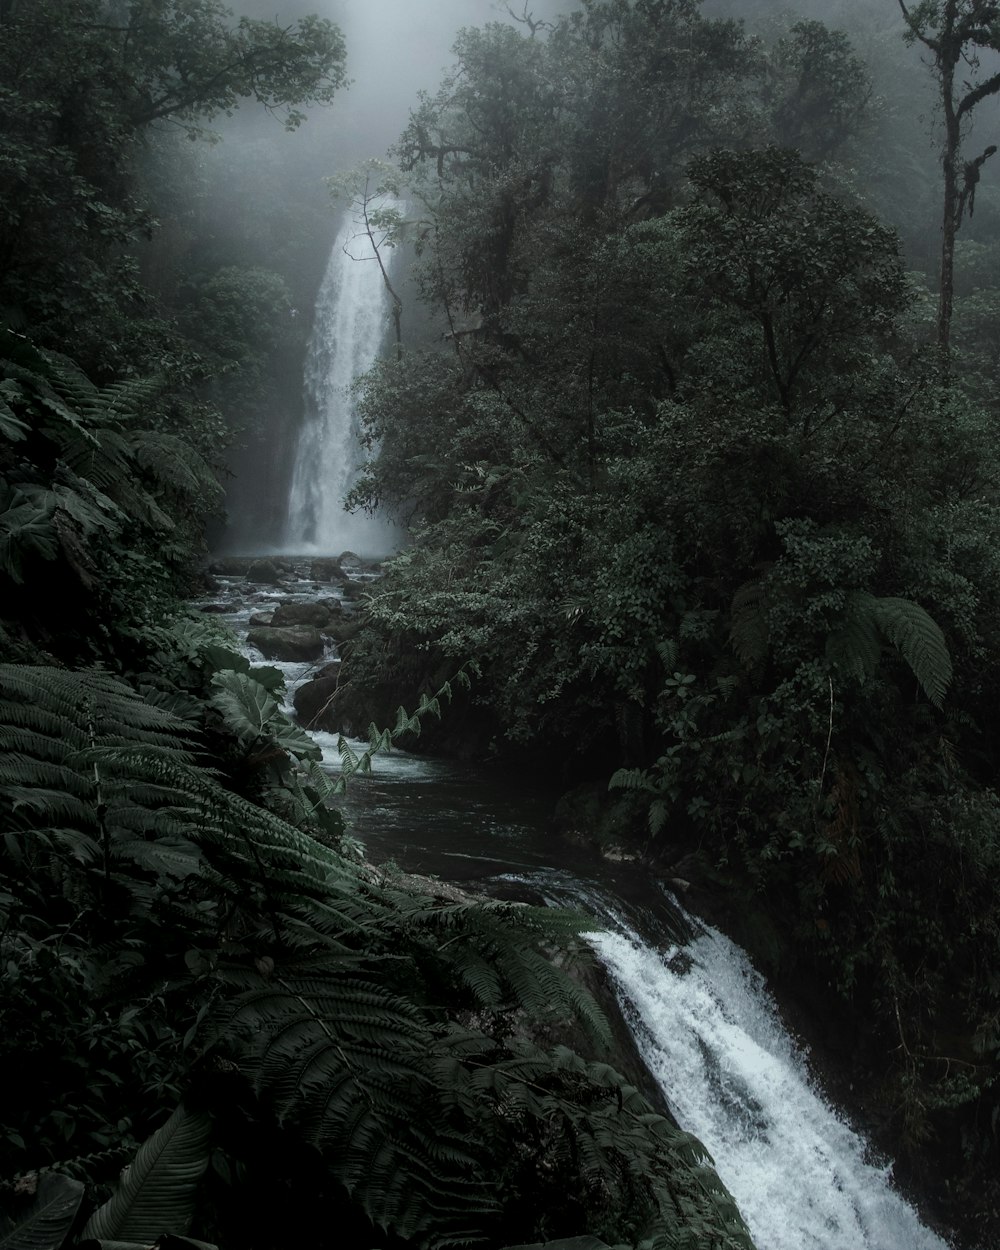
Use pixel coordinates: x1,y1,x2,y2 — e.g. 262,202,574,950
197,563,956,1250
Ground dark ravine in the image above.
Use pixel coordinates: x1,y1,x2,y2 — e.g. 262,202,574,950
196,557,960,1250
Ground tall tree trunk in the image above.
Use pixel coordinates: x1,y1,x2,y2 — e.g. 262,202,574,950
939,53,959,359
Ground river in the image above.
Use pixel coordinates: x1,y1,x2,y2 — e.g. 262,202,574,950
197,562,957,1250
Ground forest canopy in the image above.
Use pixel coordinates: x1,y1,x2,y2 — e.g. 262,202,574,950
2,0,1000,1248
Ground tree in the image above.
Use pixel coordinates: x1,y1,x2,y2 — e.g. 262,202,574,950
327,161,408,357
0,0,346,362
897,0,1000,353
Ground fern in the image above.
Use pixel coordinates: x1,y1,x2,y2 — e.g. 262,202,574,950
0,663,756,1250
729,580,768,668
0,342,219,596
871,596,952,708
825,592,952,708
824,591,882,682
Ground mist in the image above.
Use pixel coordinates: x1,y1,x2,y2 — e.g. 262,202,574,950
228,0,571,163
214,0,571,550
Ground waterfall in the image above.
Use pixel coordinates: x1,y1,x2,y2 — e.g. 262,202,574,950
585,901,952,1250
284,208,399,556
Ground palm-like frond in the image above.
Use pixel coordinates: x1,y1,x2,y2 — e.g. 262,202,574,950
0,662,756,1250
825,592,952,707
80,1104,211,1242
0,342,218,594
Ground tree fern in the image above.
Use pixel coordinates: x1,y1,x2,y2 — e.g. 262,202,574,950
825,592,952,708
871,596,952,708
0,340,219,601
1,663,756,1250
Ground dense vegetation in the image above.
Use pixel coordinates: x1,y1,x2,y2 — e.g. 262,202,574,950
5,0,1000,1246
332,1,1000,1242
0,2,761,1249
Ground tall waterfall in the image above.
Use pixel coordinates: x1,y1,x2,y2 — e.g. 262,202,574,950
585,901,952,1250
284,209,398,555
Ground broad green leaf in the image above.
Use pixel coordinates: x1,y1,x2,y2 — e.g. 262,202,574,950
80,1104,211,1242
210,671,320,760
0,1172,83,1250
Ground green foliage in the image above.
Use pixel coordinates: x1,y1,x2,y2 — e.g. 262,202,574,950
0,1115,219,1250
0,0,345,360
0,1173,84,1250
80,1106,210,1244
339,24,1000,1233
0,659,756,1248
0,335,220,659
209,670,320,761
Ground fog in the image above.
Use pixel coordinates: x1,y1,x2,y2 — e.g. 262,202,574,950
230,0,572,163
209,0,984,550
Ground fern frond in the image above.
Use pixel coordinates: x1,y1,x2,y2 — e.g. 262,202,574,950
609,767,651,793
126,430,218,498
872,596,952,708
730,580,768,668
825,591,881,682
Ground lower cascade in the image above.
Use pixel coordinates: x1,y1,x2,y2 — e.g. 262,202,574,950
586,905,950,1250
206,566,955,1250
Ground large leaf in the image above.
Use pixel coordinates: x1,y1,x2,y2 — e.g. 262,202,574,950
0,1172,84,1250
0,388,28,442
80,1105,211,1243
210,671,320,760
75,1238,218,1250
0,496,59,582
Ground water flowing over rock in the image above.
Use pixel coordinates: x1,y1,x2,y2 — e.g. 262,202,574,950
584,901,951,1250
284,208,401,557
192,565,956,1250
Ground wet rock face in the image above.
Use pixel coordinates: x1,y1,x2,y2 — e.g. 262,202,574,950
270,602,332,629
321,616,364,644
310,558,349,583
246,624,326,662
244,558,285,585
293,672,342,732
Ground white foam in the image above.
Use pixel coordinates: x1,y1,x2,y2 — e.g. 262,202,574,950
587,915,951,1250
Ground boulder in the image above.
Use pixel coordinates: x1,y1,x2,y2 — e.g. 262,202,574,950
248,611,275,628
310,558,349,583
208,557,251,576
337,550,363,570
293,672,342,731
247,625,325,662
199,603,230,614
321,616,365,644
270,602,332,629
245,558,284,585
